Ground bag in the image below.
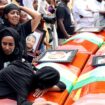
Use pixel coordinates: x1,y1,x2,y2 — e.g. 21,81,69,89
43,14,56,24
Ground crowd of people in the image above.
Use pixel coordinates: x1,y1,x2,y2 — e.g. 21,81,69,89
0,0,105,105
73,0,105,28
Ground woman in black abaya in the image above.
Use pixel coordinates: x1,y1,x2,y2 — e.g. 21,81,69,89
0,27,22,69
0,60,66,105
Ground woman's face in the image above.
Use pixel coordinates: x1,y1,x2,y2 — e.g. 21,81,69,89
1,36,15,55
20,11,28,23
5,10,20,26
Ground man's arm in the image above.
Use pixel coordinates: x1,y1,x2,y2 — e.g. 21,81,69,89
19,5,41,32
58,18,70,38
56,6,71,38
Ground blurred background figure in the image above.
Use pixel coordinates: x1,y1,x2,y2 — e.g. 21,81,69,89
0,0,8,6
38,0,51,15
20,10,29,23
0,0,8,27
11,0,23,5
46,0,56,14
55,0,61,5
56,0,75,45
73,0,95,29
33,0,38,10
86,0,105,27
73,0,105,29
0,0,8,16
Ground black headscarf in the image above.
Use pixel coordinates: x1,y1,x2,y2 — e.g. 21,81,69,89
3,3,20,15
0,27,23,69
35,66,60,89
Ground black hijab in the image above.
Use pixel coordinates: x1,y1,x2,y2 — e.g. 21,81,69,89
0,27,23,69
35,66,60,89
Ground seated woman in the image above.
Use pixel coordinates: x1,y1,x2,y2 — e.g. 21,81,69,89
0,60,66,105
0,27,23,70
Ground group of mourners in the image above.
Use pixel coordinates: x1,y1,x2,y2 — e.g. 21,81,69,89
1,0,104,104
0,0,67,105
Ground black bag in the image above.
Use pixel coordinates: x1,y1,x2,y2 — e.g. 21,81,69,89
43,15,56,24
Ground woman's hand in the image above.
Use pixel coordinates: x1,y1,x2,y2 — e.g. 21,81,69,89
33,89,48,97
33,98,59,105
32,101,59,105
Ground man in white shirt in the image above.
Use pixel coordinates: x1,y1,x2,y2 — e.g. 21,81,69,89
87,0,105,27
73,0,95,28
73,0,105,28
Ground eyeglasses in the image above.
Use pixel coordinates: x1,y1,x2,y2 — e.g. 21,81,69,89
1,42,15,46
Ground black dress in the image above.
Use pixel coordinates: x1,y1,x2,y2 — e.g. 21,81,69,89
0,60,66,105
0,61,35,105
0,27,23,70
